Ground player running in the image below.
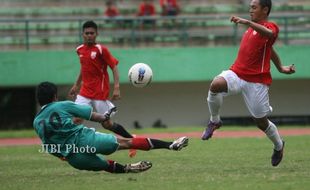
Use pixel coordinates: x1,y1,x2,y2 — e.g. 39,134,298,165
68,20,137,157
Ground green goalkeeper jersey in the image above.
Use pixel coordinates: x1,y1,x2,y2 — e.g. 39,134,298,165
33,101,92,157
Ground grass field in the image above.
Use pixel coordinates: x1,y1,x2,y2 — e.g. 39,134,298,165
1,129,310,190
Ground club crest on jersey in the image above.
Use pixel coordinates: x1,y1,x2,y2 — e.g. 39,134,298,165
91,51,97,59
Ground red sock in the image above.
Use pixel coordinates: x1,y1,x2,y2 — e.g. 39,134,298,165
131,137,151,150
106,160,127,173
106,160,115,173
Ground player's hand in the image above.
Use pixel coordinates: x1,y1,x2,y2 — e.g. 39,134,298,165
112,93,121,101
68,85,78,99
280,64,295,74
111,88,121,101
230,16,249,25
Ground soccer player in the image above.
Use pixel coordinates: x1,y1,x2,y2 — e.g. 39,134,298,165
160,0,180,16
34,82,188,173
68,20,137,157
137,0,157,30
201,0,295,167
104,0,120,18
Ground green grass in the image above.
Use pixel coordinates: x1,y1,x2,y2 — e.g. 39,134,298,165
0,129,38,138
1,136,310,190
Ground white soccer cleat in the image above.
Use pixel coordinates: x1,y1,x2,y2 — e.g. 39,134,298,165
103,107,117,121
169,136,189,151
125,161,152,173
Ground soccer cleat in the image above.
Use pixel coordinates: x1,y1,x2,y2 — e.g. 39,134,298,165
103,107,117,122
271,141,285,167
125,161,152,173
169,136,189,151
201,120,222,140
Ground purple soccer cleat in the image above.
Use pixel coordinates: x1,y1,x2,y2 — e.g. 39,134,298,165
271,140,285,167
201,121,222,140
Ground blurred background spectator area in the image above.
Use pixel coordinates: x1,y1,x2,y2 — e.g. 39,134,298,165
0,0,310,50
1,0,309,18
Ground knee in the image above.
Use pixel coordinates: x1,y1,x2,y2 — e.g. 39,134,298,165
209,77,227,93
254,117,269,131
101,120,113,130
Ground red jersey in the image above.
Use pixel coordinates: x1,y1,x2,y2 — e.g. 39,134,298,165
105,6,119,17
230,21,279,85
76,44,118,100
138,3,156,16
160,0,178,7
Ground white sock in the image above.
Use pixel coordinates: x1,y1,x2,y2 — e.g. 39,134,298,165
264,120,283,151
207,90,223,123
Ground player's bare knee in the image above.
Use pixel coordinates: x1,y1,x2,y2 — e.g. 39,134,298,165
210,77,227,93
254,117,269,131
101,120,113,130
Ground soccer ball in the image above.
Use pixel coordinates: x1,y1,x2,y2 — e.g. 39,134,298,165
128,63,153,88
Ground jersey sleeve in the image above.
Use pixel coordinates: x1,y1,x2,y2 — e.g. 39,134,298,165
62,101,93,120
264,22,279,40
101,46,119,69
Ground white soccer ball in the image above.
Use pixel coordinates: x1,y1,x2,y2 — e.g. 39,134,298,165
128,63,153,88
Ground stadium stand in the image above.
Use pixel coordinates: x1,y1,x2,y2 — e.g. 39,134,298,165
0,0,310,49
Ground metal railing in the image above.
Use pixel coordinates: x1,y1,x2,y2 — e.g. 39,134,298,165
0,14,309,50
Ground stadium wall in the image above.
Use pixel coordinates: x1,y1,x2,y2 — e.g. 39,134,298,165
1,46,310,86
0,46,309,128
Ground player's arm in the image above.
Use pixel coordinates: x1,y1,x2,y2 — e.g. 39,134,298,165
90,112,109,123
230,16,273,37
89,107,116,124
65,101,111,123
111,66,121,100
69,71,82,99
271,47,295,74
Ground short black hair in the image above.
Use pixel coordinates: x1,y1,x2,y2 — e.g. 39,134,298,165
82,20,98,32
36,81,57,106
259,0,272,16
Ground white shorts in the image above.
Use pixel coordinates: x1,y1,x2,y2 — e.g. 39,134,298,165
75,95,115,114
218,70,272,118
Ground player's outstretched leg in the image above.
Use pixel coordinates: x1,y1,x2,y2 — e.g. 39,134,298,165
106,160,152,173
202,89,224,140
263,120,285,166
119,136,189,151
